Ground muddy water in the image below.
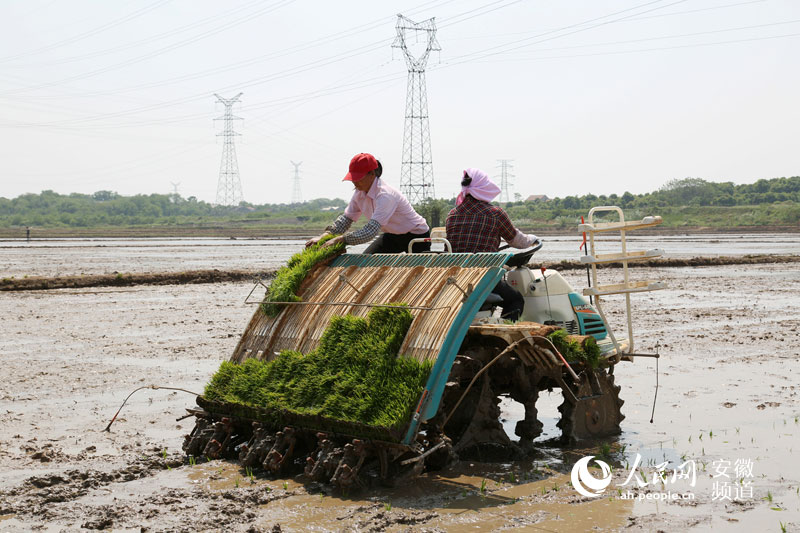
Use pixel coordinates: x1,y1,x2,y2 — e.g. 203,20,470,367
1,242,799,531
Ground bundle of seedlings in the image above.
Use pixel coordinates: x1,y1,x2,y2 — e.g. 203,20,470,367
547,329,601,369
204,305,433,439
260,234,345,317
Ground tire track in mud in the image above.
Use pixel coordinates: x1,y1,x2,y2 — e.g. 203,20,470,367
0,450,297,531
0,452,183,516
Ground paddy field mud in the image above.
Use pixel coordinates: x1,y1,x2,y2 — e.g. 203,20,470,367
1,235,799,531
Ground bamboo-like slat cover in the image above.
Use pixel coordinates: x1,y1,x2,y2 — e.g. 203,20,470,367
231,253,509,364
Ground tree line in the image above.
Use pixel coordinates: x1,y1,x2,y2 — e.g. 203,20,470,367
0,190,345,227
1,176,797,228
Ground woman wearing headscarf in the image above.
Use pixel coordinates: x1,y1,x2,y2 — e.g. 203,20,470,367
306,153,430,254
445,168,539,320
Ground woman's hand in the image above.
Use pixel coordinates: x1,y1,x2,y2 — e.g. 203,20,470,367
305,232,329,248
321,235,345,249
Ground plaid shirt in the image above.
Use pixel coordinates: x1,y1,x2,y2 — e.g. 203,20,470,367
445,195,517,253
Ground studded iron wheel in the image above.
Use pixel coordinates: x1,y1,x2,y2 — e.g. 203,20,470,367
557,368,625,441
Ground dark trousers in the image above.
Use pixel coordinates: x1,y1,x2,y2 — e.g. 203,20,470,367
493,279,524,321
363,230,431,254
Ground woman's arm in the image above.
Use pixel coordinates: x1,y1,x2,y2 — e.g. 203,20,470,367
342,219,381,245
306,214,354,247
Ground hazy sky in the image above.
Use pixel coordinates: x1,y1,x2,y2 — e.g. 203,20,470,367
1,0,798,204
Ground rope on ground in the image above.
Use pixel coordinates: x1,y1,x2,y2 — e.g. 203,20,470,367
104,385,201,432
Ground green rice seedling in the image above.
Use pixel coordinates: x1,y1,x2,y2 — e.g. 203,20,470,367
709,430,713,438
283,481,288,490
599,442,611,459
547,329,601,368
235,477,240,488
780,522,787,533
480,479,487,494
188,456,196,466
764,491,773,503
553,483,559,492
204,305,433,439
508,472,516,483
384,502,392,511
260,235,345,317
246,466,254,482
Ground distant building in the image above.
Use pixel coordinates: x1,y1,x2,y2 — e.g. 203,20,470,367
525,194,549,202
321,206,339,211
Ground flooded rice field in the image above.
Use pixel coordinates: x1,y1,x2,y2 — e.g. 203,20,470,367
1,234,799,531
2,233,798,278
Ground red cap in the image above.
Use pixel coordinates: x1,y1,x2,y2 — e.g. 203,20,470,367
343,153,378,182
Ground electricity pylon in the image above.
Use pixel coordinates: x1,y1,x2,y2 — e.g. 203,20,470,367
393,14,440,204
214,93,244,206
496,159,515,203
290,160,303,204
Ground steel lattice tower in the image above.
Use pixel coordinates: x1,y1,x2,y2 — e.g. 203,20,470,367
496,159,515,203
393,14,440,204
290,160,303,204
214,93,244,206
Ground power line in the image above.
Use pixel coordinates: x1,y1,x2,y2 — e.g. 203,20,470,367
1,0,267,69
0,0,296,96
0,0,171,64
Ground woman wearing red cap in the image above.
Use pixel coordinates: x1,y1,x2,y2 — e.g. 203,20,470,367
306,153,431,254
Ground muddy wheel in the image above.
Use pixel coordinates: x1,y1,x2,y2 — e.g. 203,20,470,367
434,339,533,461
557,369,624,441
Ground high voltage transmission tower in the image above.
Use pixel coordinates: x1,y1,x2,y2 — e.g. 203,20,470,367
214,93,244,206
290,160,303,204
393,14,440,204
496,159,515,203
